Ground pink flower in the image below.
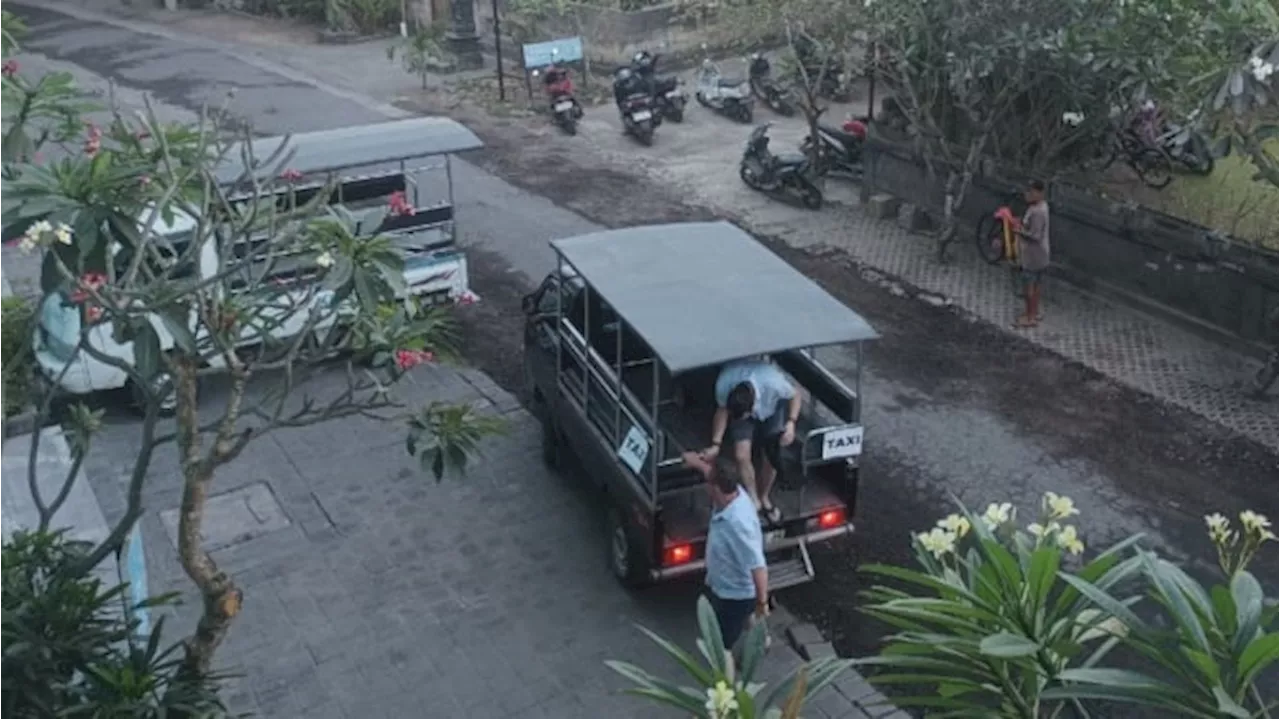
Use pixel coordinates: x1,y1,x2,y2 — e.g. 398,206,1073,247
70,272,108,303
83,123,103,157
84,305,104,324
1,59,18,78
280,168,303,182
388,191,415,217
394,348,435,371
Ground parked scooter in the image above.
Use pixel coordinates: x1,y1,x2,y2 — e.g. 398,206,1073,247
748,52,796,117
531,51,584,135
631,50,687,123
740,123,823,209
791,33,852,102
694,53,754,123
613,67,661,145
799,109,868,179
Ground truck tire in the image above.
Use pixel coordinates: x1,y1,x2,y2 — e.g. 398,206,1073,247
607,506,652,588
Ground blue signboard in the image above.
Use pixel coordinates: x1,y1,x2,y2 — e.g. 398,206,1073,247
522,36,584,69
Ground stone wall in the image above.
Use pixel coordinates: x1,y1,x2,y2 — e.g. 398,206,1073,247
861,137,1279,347
476,0,707,68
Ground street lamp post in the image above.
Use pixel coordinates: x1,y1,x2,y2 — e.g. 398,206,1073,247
447,0,484,70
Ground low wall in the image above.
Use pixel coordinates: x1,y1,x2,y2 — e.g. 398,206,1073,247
476,0,703,67
862,137,1279,346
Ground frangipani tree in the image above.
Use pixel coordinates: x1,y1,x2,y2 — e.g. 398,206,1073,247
1,12,502,687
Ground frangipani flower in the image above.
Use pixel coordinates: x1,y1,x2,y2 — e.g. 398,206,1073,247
1056,524,1085,555
917,527,957,558
937,513,971,538
982,502,1014,530
1240,510,1276,541
315,251,335,269
1028,521,1060,540
1044,492,1079,520
705,681,739,719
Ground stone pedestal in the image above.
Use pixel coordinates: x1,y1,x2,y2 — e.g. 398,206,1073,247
447,0,484,70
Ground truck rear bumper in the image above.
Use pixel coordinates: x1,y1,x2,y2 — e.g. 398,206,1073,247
649,522,853,583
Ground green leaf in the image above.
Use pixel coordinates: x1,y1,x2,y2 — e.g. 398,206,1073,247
1211,685,1250,718
695,595,728,676
1231,571,1264,656
634,624,715,687
1212,584,1238,637
1058,572,1147,631
1026,545,1060,612
1180,646,1220,684
978,632,1039,658
322,254,354,291
1236,632,1279,686
133,322,162,381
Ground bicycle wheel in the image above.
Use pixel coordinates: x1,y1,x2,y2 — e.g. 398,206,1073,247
975,211,1006,264
1131,148,1173,189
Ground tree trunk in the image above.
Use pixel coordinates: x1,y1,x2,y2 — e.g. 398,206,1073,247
935,135,986,262
172,359,243,678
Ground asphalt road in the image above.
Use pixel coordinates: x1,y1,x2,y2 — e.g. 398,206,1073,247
8,1,1277,694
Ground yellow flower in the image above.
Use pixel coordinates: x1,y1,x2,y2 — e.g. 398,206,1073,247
705,681,739,719
917,527,958,558
1045,492,1080,520
982,502,1014,530
937,513,971,538
1240,511,1272,536
1056,525,1085,555
53,223,73,245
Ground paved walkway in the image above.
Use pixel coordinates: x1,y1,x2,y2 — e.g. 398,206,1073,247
72,364,898,718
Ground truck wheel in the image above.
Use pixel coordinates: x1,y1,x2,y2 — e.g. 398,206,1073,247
607,507,652,588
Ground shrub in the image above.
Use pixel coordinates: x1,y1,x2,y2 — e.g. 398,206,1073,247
1,295,34,417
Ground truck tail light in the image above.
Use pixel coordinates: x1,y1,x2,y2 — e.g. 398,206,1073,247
818,508,845,529
665,544,693,566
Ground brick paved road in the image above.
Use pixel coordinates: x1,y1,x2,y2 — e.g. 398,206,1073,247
79,365,893,718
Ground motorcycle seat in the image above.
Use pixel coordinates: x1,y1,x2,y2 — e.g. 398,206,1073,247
775,152,808,166
819,123,863,145
717,76,746,88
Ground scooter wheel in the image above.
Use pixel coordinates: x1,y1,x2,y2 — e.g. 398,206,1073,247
801,182,823,210
563,119,578,136
667,106,684,123
695,92,710,108
739,106,754,123
739,163,762,189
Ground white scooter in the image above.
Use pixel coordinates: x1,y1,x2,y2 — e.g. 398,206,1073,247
694,50,754,124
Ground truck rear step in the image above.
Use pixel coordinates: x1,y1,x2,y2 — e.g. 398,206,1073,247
767,540,815,592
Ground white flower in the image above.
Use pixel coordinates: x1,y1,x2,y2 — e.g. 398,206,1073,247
1249,56,1276,83
1061,111,1085,127
937,513,971,538
1028,521,1060,539
53,223,72,245
705,681,738,719
917,527,957,558
1056,525,1085,555
17,235,37,253
1044,492,1079,520
29,220,53,235
1240,510,1270,532
982,502,1014,530
315,251,335,269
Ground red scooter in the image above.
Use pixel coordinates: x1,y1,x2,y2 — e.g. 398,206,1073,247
533,59,584,135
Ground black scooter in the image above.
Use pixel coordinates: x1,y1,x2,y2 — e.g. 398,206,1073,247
740,123,823,209
799,108,867,179
613,67,661,145
748,52,796,117
631,50,687,123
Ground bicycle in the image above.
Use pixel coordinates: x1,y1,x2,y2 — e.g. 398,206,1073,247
975,192,1027,298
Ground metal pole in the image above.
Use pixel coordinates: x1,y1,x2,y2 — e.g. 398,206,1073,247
866,43,876,120
492,0,505,101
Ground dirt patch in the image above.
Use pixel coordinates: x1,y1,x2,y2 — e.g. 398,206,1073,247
407,84,1278,669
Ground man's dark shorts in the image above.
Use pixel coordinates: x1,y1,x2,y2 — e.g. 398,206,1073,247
725,399,788,471
707,591,757,650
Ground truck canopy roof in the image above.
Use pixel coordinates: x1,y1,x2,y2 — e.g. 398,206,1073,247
215,117,484,187
550,221,879,374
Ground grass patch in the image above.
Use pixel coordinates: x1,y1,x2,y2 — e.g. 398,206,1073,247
1156,140,1279,250
2,296,35,417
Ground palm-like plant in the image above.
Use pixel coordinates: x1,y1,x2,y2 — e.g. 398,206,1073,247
606,595,855,718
